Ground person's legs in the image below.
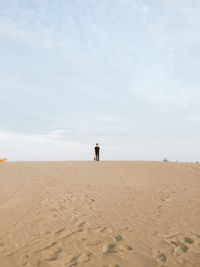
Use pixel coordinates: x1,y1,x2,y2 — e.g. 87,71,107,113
97,153,99,161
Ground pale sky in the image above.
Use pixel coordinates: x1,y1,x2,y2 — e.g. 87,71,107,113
0,0,200,161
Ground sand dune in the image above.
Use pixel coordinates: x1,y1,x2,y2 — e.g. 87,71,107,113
0,161,200,266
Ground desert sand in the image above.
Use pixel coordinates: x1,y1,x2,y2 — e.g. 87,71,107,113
0,161,200,267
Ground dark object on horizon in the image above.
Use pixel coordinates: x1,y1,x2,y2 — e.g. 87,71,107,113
95,143,100,161
163,158,168,162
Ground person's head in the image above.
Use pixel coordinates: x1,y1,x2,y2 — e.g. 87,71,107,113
96,143,99,146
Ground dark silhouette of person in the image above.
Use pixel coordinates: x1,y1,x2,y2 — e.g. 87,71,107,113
94,143,100,161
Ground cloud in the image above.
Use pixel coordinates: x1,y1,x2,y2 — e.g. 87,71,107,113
0,131,91,161
0,0,200,161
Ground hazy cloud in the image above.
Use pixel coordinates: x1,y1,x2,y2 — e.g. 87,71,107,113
0,0,200,161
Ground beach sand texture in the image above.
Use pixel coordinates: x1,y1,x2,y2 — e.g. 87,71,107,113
0,161,200,267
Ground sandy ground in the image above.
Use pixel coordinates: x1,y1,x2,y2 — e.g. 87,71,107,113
0,161,200,267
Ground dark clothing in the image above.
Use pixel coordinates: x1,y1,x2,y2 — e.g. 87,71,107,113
95,146,100,153
95,146,100,161
95,152,99,161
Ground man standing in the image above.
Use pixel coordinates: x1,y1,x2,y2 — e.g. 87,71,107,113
94,143,100,161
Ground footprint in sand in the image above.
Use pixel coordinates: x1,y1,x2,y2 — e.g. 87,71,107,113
184,237,194,245
35,222,133,267
102,232,133,256
99,227,107,233
36,241,64,266
102,243,132,254
102,244,120,253
38,244,63,261
166,234,193,254
17,253,29,266
114,235,123,242
64,252,92,266
162,232,200,265
78,221,86,228
153,250,167,264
